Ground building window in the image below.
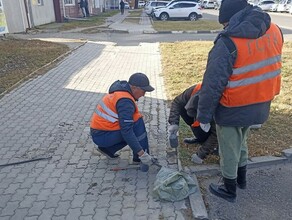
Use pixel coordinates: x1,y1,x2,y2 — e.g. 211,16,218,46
64,0,75,5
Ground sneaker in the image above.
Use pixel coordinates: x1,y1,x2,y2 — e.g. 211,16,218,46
183,137,200,144
132,158,141,164
96,147,119,159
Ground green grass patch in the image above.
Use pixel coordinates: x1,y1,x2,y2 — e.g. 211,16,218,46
153,20,222,31
37,10,120,31
160,41,292,166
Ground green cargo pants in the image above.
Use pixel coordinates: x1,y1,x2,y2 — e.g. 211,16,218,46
216,125,250,179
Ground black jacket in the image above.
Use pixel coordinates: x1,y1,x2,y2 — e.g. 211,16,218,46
168,85,198,125
197,5,283,126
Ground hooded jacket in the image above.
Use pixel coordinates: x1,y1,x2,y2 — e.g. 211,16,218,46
168,85,198,126
90,80,144,153
197,5,283,126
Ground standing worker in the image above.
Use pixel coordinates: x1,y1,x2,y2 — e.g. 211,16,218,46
196,0,283,202
168,84,219,164
90,73,155,166
120,0,125,15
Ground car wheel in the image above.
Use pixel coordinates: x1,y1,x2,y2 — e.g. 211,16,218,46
189,13,198,21
160,13,169,21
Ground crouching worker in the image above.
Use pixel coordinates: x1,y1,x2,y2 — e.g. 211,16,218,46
90,73,155,166
168,84,218,164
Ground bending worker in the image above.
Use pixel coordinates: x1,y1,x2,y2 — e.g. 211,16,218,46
168,83,219,164
90,73,155,166
197,0,283,202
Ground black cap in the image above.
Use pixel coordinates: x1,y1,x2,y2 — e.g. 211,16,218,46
128,73,155,92
219,0,248,24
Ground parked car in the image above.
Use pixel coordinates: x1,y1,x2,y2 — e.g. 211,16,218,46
290,3,292,13
124,2,130,9
201,0,215,9
247,0,256,5
270,3,279,11
214,0,222,10
138,1,146,8
153,1,203,21
277,0,291,12
257,0,275,11
145,1,169,15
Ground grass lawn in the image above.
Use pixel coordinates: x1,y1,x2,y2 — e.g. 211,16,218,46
160,41,292,166
152,20,222,31
0,38,69,95
36,10,120,31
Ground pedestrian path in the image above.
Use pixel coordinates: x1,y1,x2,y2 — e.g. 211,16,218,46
107,10,156,33
0,38,188,219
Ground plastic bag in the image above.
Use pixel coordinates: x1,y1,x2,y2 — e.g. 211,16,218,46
153,167,197,202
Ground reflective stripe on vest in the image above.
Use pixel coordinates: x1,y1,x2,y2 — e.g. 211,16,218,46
94,101,119,123
90,91,142,130
220,23,283,107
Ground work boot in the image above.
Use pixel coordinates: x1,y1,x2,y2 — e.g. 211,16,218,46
209,177,237,203
237,165,247,189
183,137,200,144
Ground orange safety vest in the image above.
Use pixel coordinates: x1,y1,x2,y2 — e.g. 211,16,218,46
220,23,283,107
90,91,142,131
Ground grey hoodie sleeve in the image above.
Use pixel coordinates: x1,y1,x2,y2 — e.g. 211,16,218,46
196,38,236,124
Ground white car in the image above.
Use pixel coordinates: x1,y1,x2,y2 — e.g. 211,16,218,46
201,0,215,9
277,0,291,12
257,0,275,11
153,1,203,21
124,2,130,9
270,3,278,11
145,1,169,15
138,1,145,8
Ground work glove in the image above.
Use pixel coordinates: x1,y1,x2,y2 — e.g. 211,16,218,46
191,121,211,143
139,150,153,166
191,153,204,164
200,123,211,132
168,124,179,148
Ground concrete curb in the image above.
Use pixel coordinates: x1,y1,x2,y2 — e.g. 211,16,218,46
185,147,292,220
143,29,221,34
95,29,221,34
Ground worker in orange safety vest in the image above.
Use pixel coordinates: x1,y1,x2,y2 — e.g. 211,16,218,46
196,0,284,202
90,73,155,166
168,83,219,164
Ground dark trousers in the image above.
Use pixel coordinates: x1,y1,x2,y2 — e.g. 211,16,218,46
91,118,149,160
180,109,218,157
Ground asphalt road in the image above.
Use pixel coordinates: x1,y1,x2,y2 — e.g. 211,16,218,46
199,163,292,220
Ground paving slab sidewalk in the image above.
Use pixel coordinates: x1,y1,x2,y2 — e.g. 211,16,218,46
0,38,193,219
